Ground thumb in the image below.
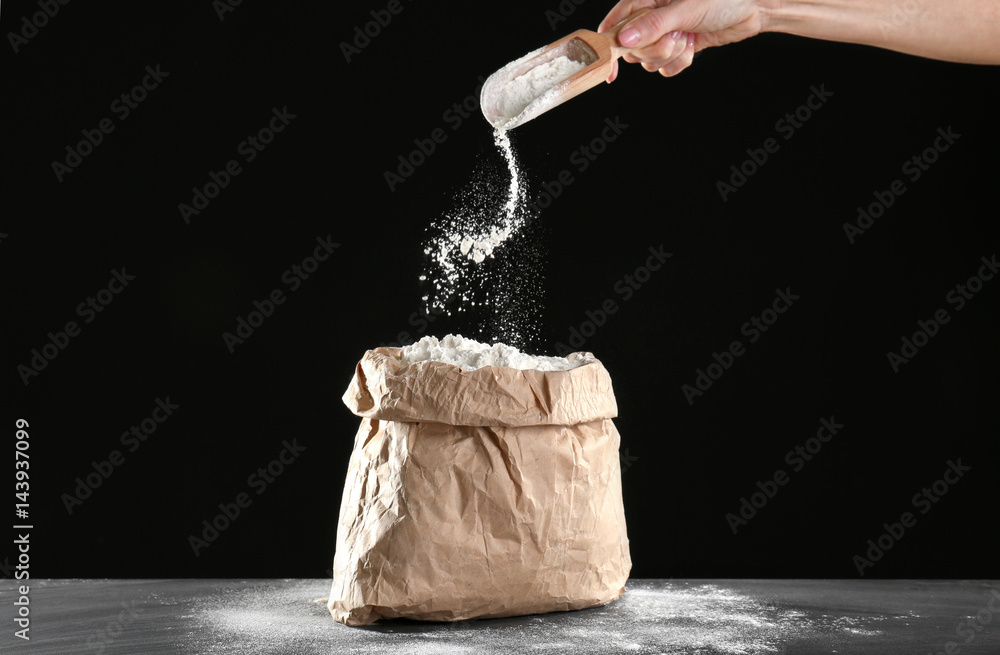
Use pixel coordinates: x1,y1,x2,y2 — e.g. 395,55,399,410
616,6,689,48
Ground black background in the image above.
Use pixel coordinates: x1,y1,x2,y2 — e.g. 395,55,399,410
3,0,998,581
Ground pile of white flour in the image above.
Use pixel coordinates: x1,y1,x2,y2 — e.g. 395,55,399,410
491,55,588,129
400,334,587,371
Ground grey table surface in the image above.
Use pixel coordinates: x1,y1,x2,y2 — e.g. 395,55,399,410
2,578,998,654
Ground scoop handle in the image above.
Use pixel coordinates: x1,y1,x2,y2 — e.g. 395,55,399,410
600,7,652,59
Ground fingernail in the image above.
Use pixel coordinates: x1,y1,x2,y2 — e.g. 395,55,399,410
669,30,682,41
687,32,695,47
619,28,640,47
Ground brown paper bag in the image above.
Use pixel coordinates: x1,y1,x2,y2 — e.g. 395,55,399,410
327,347,631,625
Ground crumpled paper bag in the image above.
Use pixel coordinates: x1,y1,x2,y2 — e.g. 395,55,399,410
328,347,631,625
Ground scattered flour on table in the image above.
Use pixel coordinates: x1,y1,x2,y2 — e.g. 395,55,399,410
492,55,589,129
400,334,588,371
185,579,893,654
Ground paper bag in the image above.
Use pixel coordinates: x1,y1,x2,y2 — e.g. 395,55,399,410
328,347,631,625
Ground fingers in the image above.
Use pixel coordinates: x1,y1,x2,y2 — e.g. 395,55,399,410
631,29,686,66
598,0,658,34
599,1,699,81
615,5,682,49
658,32,696,76
627,31,693,77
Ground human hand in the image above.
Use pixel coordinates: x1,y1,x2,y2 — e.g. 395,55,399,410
599,0,769,80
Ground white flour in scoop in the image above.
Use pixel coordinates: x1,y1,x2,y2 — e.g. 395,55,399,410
400,334,587,371
492,56,588,129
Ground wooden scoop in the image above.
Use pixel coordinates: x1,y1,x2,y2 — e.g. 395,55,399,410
480,9,650,130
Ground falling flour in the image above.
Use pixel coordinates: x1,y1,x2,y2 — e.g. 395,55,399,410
422,129,523,272
455,129,521,265
400,334,588,371
417,55,592,348
420,124,541,347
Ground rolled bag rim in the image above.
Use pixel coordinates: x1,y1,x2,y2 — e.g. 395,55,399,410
342,347,618,427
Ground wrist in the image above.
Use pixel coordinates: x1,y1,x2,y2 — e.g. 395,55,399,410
755,0,785,34
751,0,888,48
